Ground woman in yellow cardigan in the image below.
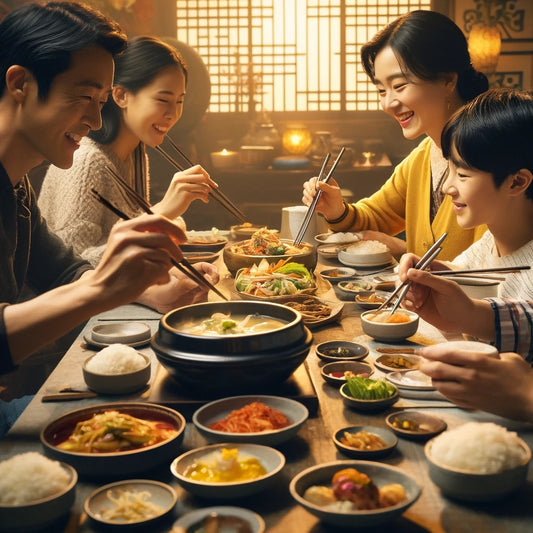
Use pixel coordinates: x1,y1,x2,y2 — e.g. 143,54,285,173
301,11,488,261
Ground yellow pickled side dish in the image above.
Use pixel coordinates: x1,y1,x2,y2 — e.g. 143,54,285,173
184,447,266,483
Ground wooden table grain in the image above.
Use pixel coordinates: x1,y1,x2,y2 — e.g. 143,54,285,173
2,261,533,533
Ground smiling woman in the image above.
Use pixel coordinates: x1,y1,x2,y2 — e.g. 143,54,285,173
38,35,217,267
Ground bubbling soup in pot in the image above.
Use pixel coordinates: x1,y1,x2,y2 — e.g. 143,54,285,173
176,312,287,336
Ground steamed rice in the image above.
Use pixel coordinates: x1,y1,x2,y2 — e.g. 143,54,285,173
0,452,71,505
86,344,147,375
430,422,527,474
322,232,360,243
346,240,389,254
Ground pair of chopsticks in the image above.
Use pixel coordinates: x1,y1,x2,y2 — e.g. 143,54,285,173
293,147,346,247
155,137,247,223
376,232,448,315
430,265,530,277
90,185,229,301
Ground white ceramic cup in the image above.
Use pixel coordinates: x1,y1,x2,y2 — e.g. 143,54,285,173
279,205,328,244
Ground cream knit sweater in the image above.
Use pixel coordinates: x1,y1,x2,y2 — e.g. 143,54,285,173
38,137,148,266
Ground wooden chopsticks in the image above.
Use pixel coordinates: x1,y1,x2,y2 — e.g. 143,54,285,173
89,187,229,301
293,147,346,247
155,137,247,224
375,232,448,315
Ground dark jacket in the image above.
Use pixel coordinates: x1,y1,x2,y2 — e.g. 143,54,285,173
0,163,91,373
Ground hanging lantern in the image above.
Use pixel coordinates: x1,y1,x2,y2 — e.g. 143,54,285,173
468,22,501,75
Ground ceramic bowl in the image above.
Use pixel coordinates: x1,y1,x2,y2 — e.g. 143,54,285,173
340,382,399,412
192,395,308,446
320,361,373,385
360,310,419,342
90,322,151,345
445,276,500,299
338,241,392,268
181,233,228,253
151,301,312,393
334,280,373,300
222,239,317,276
289,460,421,527
386,411,447,440
425,437,531,501
170,443,285,499
315,232,361,245
229,224,272,241
40,402,186,479
82,351,151,395
0,460,77,533
316,341,369,363
319,267,357,284
239,145,275,168
374,353,421,373
173,506,265,533
333,426,398,459
354,291,389,310
84,479,176,527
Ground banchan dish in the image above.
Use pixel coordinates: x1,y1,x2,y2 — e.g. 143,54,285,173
40,403,186,479
151,301,313,393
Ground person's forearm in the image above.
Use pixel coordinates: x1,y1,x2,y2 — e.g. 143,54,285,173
3,276,107,365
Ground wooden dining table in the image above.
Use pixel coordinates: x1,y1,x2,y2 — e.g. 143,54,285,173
2,257,533,533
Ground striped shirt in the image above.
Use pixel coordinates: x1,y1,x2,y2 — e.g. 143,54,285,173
487,298,533,363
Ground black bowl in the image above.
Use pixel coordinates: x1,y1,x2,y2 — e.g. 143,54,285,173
151,301,313,392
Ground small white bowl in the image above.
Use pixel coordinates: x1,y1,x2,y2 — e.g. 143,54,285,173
83,351,151,395
173,506,265,533
192,395,308,446
338,241,392,268
425,438,531,501
91,322,151,345
315,232,361,245
84,479,176,527
360,310,419,342
446,276,500,299
0,462,77,533
170,443,285,499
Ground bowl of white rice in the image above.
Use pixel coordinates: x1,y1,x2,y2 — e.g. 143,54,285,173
425,422,531,501
0,452,77,532
83,344,151,394
338,240,392,268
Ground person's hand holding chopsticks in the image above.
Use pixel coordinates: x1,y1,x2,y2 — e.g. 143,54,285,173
301,175,345,221
152,164,218,220
398,267,495,339
86,213,187,307
138,261,220,313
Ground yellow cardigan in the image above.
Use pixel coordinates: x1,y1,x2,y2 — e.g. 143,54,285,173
329,137,486,260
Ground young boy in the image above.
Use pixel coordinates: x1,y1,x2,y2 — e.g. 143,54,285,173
401,89,533,299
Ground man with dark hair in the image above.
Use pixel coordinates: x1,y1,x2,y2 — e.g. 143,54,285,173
0,2,217,432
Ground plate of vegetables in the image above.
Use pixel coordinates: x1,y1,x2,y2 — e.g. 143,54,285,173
234,259,317,300
340,375,399,411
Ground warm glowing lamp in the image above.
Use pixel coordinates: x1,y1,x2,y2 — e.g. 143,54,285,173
468,22,501,75
282,126,312,155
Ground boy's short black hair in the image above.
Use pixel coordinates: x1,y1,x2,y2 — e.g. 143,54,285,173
0,1,127,99
442,89,533,200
